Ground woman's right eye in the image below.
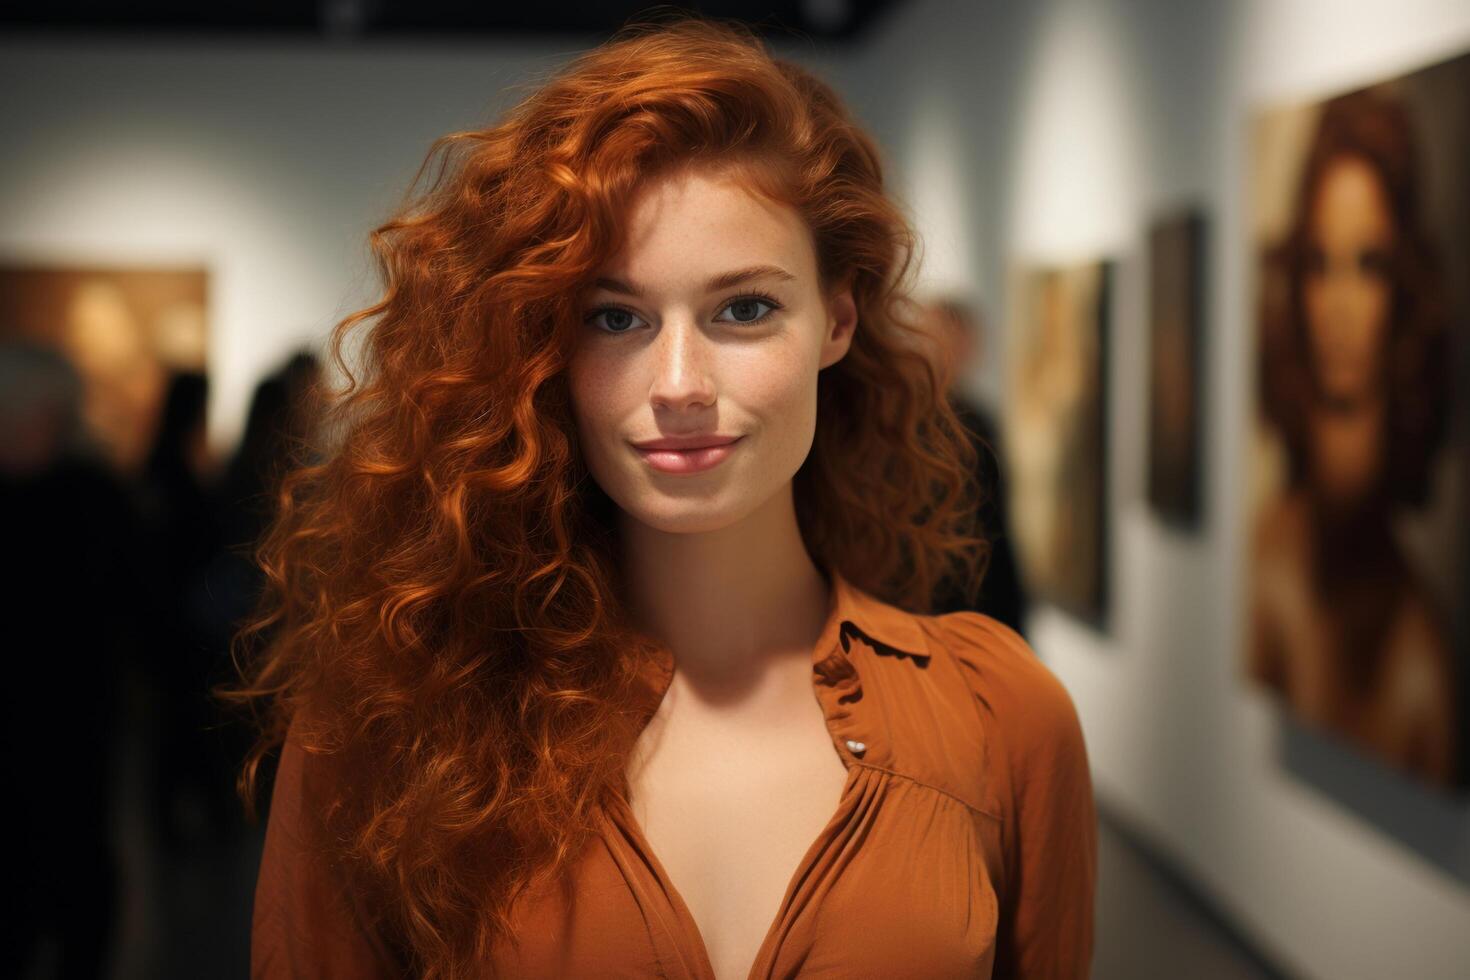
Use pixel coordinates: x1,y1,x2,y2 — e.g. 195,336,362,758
585,307,647,334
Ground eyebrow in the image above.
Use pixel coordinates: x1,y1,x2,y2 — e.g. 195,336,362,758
592,264,797,298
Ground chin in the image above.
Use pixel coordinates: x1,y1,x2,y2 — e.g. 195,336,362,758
613,482,768,536
629,498,743,535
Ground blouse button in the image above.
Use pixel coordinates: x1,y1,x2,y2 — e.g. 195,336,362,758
845,739,866,755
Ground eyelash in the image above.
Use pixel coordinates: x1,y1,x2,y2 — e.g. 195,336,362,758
583,290,784,334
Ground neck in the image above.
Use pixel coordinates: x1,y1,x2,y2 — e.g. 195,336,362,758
1308,391,1385,509
617,482,830,684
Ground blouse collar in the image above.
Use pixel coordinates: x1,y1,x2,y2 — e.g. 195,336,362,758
827,568,929,662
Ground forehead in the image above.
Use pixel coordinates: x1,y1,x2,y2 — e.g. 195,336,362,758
1311,155,1393,235
606,167,817,283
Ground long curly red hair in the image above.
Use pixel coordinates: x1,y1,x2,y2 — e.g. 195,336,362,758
220,15,986,978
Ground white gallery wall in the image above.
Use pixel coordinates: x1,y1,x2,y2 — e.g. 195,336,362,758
834,1,1470,978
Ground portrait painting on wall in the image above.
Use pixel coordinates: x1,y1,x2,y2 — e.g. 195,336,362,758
0,263,209,476
1246,50,1470,792
1005,260,1111,630
1147,209,1206,530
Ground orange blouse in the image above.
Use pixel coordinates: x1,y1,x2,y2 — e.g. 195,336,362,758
252,570,1098,978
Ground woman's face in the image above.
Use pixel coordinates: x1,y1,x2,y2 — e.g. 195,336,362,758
1302,153,1396,407
568,165,857,535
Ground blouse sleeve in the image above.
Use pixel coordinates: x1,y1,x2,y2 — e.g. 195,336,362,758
252,717,405,979
940,612,1098,979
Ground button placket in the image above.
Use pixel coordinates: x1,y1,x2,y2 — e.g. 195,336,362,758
814,623,870,769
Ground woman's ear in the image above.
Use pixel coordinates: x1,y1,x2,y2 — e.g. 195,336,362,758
819,284,858,370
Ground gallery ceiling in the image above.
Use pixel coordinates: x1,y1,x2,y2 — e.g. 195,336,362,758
0,0,905,43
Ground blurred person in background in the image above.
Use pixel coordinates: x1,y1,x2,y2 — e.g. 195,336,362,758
0,340,152,978
137,370,232,851
216,350,323,561
1250,87,1457,787
198,349,325,822
918,296,1029,636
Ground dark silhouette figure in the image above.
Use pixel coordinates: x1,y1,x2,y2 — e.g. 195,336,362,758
215,351,321,563
198,351,323,817
939,394,1029,634
0,341,150,979
918,299,1030,636
137,371,238,850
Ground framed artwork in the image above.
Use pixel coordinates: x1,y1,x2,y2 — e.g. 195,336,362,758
1247,50,1470,792
1005,260,1112,630
1147,209,1206,530
0,263,208,474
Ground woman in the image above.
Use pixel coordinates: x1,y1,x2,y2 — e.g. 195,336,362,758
230,18,1096,979
1250,87,1457,788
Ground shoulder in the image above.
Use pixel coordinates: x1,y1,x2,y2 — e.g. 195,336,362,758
1383,592,1453,710
925,611,1097,911
924,610,1088,772
1252,489,1307,560
255,713,407,977
927,611,1074,721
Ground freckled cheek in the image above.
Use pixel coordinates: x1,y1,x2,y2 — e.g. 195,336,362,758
733,351,820,449
567,359,627,454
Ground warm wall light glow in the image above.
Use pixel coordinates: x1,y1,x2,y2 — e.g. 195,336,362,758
902,88,979,297
1008,0,1143,260
1237,0,1470,103
3,131,314,458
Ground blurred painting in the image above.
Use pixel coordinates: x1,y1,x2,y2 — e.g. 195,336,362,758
1147,209,1206,529
0,264,208,475
1247,50,1470,791
1006,261,1111,629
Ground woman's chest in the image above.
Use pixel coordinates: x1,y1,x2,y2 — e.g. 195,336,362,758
629,707,853,980
491,757,1002,979
489,662,1005,979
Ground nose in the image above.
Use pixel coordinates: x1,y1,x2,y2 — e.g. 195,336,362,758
648,316,716,413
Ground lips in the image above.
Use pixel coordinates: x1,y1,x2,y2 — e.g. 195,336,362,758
631,434,742,451
632,435,743,474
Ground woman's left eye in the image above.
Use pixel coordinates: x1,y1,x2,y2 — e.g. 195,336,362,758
715,295,781,324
